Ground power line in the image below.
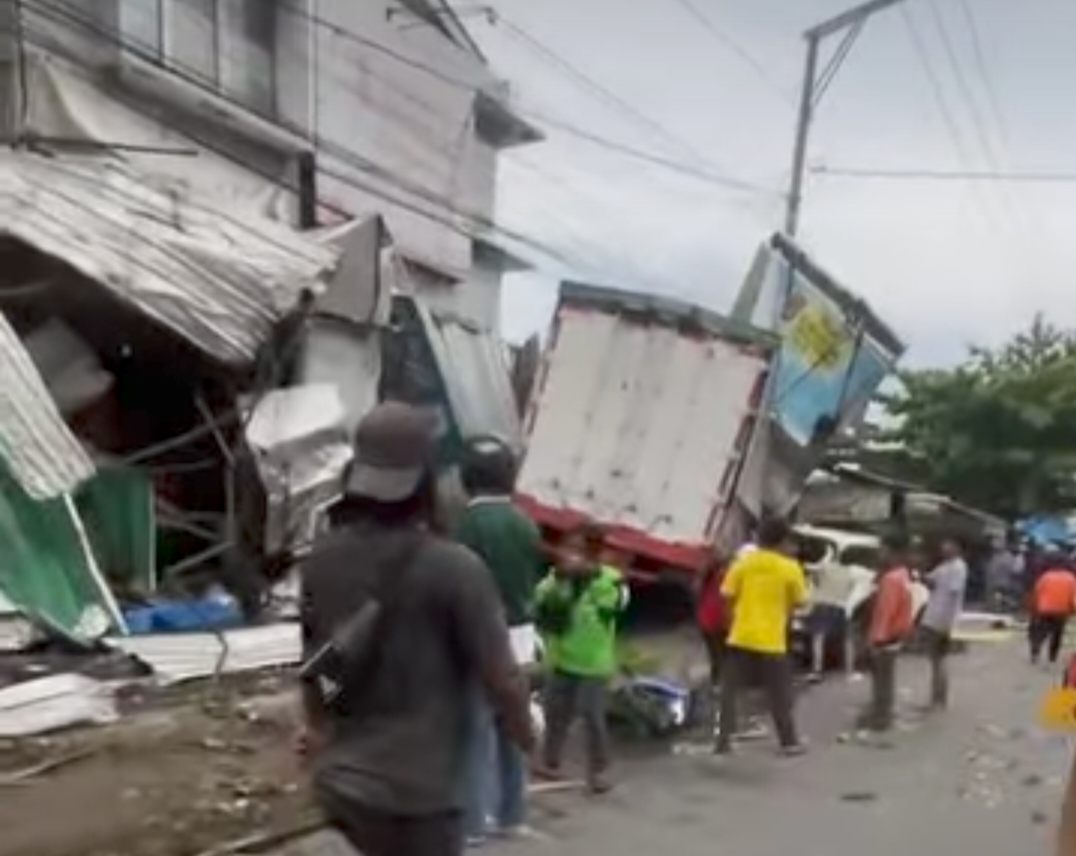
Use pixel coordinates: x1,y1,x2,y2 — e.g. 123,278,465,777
519,109,779,196
666,0,793,105
18,0,713,280
955,0,1015,159
299,0,741,187
926,0,1043,241
93,0,780,198
923,0,1002,176
813,165,1076,183
900,5,975,176
488,13,743,182
899,3,1004,233
18,0,779,276
951,0,1055,257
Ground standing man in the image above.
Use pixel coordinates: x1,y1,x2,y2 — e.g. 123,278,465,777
696,547,731,689
920,536,969,711
455,436,546,843
715,517,809,757
858,534,914,734
805,562,859,683
298,403,535,856
1028,558,1076,665
535,523,629,794
985,538,1019,612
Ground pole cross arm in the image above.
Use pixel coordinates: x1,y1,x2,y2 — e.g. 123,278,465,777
806,0,908,41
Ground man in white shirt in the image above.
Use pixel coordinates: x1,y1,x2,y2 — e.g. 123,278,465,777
919,537,968,710
806,561,865,682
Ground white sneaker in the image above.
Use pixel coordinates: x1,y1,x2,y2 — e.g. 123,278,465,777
494,825,549,843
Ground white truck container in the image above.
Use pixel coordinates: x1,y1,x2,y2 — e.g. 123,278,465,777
516,282,777,580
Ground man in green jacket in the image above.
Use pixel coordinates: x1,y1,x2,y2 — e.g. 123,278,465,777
535,522,629,794
455,436,545,843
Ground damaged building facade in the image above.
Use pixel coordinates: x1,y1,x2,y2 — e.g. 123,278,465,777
0,0,534,639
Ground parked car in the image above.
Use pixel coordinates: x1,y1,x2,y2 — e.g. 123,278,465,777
790,525,929,670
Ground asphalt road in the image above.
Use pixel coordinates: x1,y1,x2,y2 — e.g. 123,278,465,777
276,632,1070,856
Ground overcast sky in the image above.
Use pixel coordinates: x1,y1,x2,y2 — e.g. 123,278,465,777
462,0,1076,367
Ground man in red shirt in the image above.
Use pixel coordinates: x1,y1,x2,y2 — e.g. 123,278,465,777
696,549,731,687
696,547,768,742
858,533,914,734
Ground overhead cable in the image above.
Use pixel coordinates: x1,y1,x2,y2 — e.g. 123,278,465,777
925,0,1034,237
955,0,1014,154
899,3,1003,232
814,166,1076,183
489,13,746,184
519,109,780,196
924,0,1003,176
667,0,793,105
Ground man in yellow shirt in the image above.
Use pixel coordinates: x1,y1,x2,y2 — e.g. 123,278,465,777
715,517,808,757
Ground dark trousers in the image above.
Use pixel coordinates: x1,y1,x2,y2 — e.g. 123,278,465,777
542,670,610,777
923,628,951,709
322,799,462,856
860,647,897,732
716,647,798,752
701,629,728,686
1030,614,1069,663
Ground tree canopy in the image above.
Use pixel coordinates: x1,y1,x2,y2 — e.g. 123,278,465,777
879,315,1076,519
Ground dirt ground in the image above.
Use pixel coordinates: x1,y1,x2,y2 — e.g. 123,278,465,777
0,623,711,856
0,675,315,856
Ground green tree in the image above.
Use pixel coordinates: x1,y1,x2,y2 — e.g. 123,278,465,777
881,315,1076,518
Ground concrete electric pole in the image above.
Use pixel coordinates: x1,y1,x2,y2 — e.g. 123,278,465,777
784,0,908,237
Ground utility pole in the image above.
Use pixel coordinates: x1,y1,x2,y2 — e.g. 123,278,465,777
784,0,907,237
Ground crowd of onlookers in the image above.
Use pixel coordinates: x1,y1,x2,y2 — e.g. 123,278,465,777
697,524,969,749
290,400,1076,856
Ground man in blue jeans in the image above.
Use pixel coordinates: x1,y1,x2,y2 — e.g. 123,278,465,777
455,436,546,845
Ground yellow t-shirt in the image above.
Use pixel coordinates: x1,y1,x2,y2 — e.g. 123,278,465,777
721,548,808,654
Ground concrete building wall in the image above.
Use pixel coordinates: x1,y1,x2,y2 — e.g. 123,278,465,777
14,0,532,329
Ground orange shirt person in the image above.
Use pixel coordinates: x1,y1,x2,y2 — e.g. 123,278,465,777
1029,566,1076,665
859,534,915,734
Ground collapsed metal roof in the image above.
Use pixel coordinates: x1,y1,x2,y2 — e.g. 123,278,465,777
0,309,94,500
417,304,523,450
0,151,339,365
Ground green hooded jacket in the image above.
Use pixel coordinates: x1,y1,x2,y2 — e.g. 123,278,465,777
534,565,628,678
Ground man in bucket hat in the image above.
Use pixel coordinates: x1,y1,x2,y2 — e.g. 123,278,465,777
298,402,535,856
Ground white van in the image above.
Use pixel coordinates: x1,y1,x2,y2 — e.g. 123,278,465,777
791,525,929,669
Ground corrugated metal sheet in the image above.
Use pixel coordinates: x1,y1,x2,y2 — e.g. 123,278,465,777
518,303,768,546
108,623,301,686
0,151,339,365
0,310,94,499
418,305,522,449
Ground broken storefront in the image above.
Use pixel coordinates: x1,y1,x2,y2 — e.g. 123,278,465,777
0,149,521,655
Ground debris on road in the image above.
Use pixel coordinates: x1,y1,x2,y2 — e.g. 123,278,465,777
0,746,98,787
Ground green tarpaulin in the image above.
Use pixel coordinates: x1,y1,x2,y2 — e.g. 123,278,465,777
0,466,155,638
76,468,156,596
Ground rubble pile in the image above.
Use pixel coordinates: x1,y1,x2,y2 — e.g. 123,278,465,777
0,151,523,743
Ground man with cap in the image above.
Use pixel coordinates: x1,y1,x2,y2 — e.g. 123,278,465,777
298,402,535,856
455,435,546,844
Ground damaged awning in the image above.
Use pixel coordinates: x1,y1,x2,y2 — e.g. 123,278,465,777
0,150,339,365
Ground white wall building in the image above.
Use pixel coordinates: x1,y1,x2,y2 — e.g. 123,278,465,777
0,0,538,330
